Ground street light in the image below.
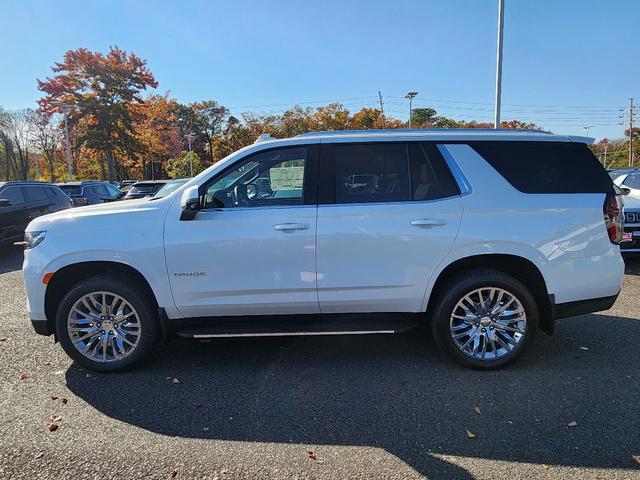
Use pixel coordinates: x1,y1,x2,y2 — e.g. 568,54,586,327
583,125,594,137
494,0,505,129
51,101,75,181
405,92,418,128
182,130,196,177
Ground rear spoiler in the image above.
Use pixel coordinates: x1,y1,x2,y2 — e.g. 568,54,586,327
567,135,594,144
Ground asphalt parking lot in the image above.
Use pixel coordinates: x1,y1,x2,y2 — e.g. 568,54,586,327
0,247,639,480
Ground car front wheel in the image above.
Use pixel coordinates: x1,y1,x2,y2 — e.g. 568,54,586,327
55,275,159,372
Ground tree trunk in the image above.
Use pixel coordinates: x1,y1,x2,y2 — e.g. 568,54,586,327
106,149,114,180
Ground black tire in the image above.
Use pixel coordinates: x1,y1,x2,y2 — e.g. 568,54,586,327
55,274,159,372
430,268,539,370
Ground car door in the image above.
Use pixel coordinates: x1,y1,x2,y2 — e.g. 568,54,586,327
0,186,28,243
316,141,463,313
164,145,320,317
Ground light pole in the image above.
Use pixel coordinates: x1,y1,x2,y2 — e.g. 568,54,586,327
582,125,594,138
53,102,74,181
405,92,418,128
494,0,505,129
182,131,196,177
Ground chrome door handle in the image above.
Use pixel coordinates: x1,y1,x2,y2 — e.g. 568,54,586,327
411,219,447,228
274,223,310,231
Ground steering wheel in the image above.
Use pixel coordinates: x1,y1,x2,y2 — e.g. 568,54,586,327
232,185,250,207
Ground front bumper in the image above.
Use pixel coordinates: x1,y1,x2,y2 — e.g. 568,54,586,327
31,317,53,336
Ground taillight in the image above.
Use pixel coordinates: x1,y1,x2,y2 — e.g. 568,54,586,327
603,193,623,244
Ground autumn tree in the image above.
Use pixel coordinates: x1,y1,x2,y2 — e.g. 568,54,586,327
32,111,62,182
37,47,158,180
135,93,181,178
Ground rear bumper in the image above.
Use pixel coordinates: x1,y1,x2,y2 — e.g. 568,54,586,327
551,293,619,320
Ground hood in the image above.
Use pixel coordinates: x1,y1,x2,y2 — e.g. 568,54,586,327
27,197,160,231
623,191,640,210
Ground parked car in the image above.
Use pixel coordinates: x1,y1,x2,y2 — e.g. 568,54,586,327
153,178,190,198
57,181,123,206
22,129,624,372
613,171,640,254
123,181,167,200
0,181,71,247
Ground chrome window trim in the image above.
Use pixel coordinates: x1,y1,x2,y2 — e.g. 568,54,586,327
437,144,472,196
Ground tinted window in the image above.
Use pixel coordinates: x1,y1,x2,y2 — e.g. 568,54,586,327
0,187,25,205
59,185,81,195
92,184,108,196
409,142,460,200
23,186,48,202
45,187,56,198
470,141,614,194
205,147,307,208
334,143,409,203
622,174,640,189
105,184,120,196
130,184,163,194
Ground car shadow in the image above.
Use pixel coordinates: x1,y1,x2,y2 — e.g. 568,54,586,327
0,245,22,274
65,312,640,477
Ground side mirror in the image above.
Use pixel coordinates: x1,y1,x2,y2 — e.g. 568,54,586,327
0,199,12,207
621,187,631,196
180,185,201,221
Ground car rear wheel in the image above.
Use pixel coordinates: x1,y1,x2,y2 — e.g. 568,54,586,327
431,268,539,369
55,275,159,372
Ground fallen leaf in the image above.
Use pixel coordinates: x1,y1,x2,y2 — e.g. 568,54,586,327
172,377,181,384
579,346,589,351
0,337,7,341
632,455,640,465
47,422,59,432
465,430,476,439
542,464,549,470
51,415,62,422
60,397,68,404
567,421,578,427
473,406,481,415
19,372,29,380
170,469,178,478
307,450,316,459
54,370,65,375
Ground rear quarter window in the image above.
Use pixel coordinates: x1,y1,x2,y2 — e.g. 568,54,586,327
469,141,614,194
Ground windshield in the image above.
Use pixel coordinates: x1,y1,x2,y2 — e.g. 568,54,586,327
58,185,81,195
153,179,188,198
129,184,163,194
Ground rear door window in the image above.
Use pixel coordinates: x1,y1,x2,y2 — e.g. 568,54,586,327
23,186,48,202
469,141,614,194
333,143,410,203
409,142,460,200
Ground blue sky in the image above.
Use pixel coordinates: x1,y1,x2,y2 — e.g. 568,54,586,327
1,0,638,140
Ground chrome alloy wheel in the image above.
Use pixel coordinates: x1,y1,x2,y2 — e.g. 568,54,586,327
449,287,527,361
67,291,142,363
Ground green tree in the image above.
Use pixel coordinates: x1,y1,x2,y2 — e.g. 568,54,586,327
167,150,203,178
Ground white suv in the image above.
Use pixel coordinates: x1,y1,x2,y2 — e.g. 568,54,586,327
22,130,625,371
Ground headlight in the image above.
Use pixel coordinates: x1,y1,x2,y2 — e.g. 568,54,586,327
21,231,47,249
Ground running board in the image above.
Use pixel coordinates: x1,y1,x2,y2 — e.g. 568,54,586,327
169,314,424,339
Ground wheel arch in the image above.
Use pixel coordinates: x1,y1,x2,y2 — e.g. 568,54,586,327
44,261,159,333
425,254,554,335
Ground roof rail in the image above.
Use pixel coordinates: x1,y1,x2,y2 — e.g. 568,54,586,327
254,133,272,143
295,128,552,137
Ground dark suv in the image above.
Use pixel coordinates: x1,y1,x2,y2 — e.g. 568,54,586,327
0,181,72,247
57,181,123,206
123,180,167,200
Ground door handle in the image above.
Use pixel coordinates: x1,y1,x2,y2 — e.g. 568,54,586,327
274,223,310,231
410,219,447,228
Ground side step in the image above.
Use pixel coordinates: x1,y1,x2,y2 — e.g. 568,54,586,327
170,314,424,339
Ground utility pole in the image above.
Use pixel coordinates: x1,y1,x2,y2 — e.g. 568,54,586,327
405,91,418,128
604,143,608,167
494,0,505,129
378,91,385,129
183,130,196,177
